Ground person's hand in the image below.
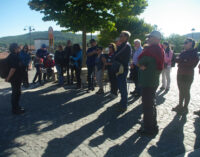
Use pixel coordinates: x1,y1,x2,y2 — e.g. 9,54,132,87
140,65,146,70
5,77,9,82
130,64,134,69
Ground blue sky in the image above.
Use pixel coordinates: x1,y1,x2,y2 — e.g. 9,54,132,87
0,0,200,38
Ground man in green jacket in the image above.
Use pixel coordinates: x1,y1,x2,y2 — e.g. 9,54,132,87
137,31,164,136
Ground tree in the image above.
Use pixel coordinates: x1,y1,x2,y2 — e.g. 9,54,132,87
98,17,153,47
165,34,186,54
28,0,148,60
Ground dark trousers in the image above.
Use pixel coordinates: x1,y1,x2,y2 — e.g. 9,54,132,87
177,74,193,107
132,66,140,94
65,65,70,84
43,68,53,81
70,66,75,84
22,66,29,86
11,80,22,111
87,65,95,89
33,67,42,83
108,67,118,95
75,67,81,87
142,87,158,132
117,69,128,108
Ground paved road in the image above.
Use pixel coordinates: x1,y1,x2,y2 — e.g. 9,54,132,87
0,67,200,157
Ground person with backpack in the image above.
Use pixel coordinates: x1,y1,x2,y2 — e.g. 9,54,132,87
160,42,173,91
55,45,65,86
5,43,25,115
19,44,31,88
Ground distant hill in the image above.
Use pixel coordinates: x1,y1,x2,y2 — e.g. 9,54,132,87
184,32,200,41
0,31,97,48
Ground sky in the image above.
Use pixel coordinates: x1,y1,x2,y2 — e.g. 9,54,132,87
0,0,200,38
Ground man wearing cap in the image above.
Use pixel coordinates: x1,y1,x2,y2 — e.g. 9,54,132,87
86,39,98,91
137,30,164,136
36,44,49,60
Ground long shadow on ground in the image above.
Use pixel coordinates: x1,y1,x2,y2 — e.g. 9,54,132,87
0,83,113,156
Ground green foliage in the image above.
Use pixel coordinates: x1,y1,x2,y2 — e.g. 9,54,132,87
165,34,186,54
98,17,153,47
28,0,148,33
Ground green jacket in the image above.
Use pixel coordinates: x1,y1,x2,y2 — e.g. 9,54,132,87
138,56,161,87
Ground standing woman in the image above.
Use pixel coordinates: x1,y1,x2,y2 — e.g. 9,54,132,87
172,38,199,113
54,45,64,86
160,42,173,91
19,44,31,88
6,43,25,114
106,43,118,97
71,44,82,88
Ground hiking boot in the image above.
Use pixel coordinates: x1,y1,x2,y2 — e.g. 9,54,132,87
172,105,183,112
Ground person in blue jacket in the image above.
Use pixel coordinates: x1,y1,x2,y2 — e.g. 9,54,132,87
19,44,31,87
70,44,82,89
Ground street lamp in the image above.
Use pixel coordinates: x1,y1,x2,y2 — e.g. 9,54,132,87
24,26,35,50
191,28,195,39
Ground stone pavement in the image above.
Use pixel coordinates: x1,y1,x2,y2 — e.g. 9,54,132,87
0,67,200,157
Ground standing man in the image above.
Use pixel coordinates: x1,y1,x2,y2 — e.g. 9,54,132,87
137,31,164,136
115,31,132,112
64,40,73,84
86,39,98,92
130,39,143,97
6,43,25,115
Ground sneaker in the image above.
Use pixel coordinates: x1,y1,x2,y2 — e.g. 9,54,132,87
172,105,183,112
130,90,136,95
137,128,158,136
160,87,165,90
96,89,104,94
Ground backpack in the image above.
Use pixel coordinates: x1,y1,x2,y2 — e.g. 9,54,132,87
0,57,10,78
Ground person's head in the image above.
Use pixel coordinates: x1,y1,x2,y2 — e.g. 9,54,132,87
58,45,63,51
9,43,20,54
41,44,47,50
23,44,29,52
90,39,97,47
119,31,131,43
96,47,103,55
146,31,161,45
67,40,72,47
108,43,117,53
134,39,141,50
184,38,195,51
72,44,81,54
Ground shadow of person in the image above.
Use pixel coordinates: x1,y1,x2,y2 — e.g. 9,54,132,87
156,89,169,106
89,104,142,147
41,104,122,157
188,116,200,157
148,112,187,156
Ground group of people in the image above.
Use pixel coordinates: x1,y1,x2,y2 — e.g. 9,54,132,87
4,30,200,136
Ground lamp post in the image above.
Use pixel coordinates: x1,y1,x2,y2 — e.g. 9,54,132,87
191,28,195,39
24,26,35,50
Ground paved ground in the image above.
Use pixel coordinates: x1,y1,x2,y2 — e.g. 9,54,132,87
0,67,200,157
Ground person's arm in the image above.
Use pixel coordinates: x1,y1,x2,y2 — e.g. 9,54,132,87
72,51,82,61
87,50,97,57
5,68,16,82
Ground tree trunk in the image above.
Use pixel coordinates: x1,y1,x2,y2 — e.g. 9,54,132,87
82,28,87,67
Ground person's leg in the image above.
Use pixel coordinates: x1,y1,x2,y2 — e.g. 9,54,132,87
87,66,92,90
96,69,103,92
70,66,75,84
11,80,22,112
66,65,70,84
166,67,171,89
75,67,81,88
142,87,158,133
56,65,62,85
161,69,166,88
177,75,184,107
117,70,128,109
183,75,194,108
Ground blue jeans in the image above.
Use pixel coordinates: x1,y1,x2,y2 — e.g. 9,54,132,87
56,65,64,85
117,69,128,108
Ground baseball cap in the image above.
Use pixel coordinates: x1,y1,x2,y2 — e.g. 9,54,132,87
146,31,162,39
41,44,47,48
90,39,96,43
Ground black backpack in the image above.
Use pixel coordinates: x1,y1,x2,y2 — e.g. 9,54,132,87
0,56,10,78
